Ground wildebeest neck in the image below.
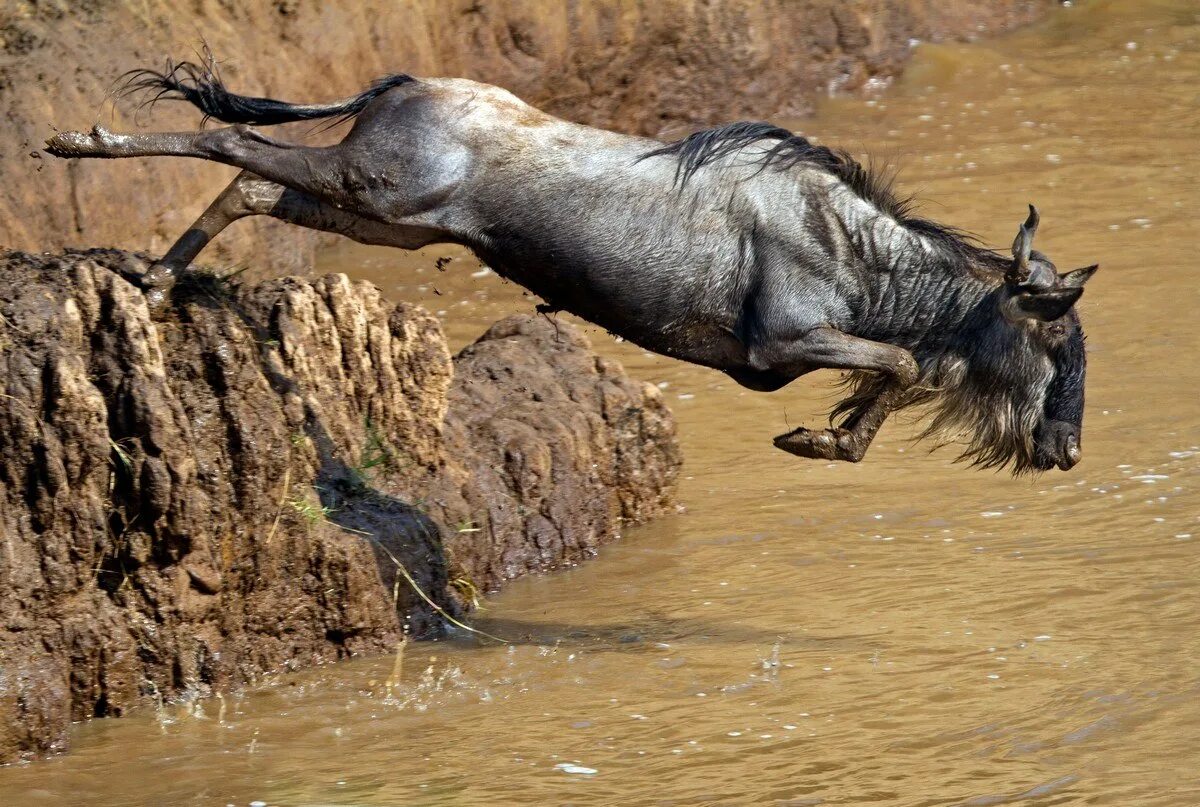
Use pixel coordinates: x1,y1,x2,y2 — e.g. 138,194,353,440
814,182,1004,355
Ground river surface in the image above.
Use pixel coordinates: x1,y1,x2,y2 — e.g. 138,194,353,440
5,0,1199,804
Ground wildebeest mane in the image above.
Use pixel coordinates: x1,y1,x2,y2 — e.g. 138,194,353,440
644,121,1009,273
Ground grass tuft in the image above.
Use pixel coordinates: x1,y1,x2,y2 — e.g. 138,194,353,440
109,438,134,472
288,490,333,526
449,575,485,610
174,265,248,305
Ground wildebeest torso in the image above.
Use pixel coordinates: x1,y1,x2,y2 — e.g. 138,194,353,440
348,82,915,370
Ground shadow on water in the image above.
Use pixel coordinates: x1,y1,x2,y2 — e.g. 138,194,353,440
470,611,889,650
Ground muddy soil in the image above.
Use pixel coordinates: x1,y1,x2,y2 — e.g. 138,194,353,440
0,250,679,762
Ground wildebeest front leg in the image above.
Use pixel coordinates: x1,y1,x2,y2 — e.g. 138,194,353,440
757,327,918,462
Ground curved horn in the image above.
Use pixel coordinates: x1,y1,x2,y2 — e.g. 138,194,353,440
1008,204,1040,284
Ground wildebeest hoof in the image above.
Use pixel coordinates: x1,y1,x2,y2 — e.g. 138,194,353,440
106,259,180,313
110,259,177,291
144,286,173,315
137,262,183,314
44,125,119,158
773,426,863,462
142,261,181,290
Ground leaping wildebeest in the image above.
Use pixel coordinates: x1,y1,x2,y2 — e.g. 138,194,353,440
45,59,1098,473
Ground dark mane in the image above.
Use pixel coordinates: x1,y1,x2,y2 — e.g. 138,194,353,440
643,121,1009,272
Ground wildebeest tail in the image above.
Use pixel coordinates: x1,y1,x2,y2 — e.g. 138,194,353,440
120,55,414,126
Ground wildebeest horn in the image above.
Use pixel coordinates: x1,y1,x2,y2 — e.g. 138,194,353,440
1008,204,1040,285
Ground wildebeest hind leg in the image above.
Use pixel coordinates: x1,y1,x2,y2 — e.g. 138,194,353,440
141,170,441,307
135,171,284,298
45,124,368,212
752,327,918,462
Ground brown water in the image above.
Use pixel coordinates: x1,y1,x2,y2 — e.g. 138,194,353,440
5,1,1199,803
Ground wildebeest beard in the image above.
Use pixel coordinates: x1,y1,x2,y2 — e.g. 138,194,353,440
833,293,1060,475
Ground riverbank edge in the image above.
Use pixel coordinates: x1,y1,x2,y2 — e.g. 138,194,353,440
0,249,680,762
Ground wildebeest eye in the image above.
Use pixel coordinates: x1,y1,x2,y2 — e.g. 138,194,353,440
1048,323,1066,337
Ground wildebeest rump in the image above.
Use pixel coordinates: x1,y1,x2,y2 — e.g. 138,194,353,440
44,58,1098,473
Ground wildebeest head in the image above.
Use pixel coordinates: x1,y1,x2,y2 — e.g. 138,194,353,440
915,205,1098,474
837,204,1098,475
997,205,1098,471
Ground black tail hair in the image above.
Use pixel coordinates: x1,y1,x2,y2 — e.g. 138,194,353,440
119,53,414,127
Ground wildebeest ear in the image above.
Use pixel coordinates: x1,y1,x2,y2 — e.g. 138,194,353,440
1007,204,1040,285
1060,264,1099,288
1007,286,1083,323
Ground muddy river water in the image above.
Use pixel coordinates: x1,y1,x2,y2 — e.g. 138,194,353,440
5,0,1199,803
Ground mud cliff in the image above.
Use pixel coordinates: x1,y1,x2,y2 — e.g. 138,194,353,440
0,0,1050,270
0,250,679,762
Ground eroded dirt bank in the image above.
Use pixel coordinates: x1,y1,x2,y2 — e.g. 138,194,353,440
1,0,1050,271
0,250,679,762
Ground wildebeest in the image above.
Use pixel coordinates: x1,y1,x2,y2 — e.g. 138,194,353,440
45,58,1098,473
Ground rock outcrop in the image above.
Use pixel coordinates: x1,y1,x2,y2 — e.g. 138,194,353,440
0,249,680,762
0,0,1053,270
